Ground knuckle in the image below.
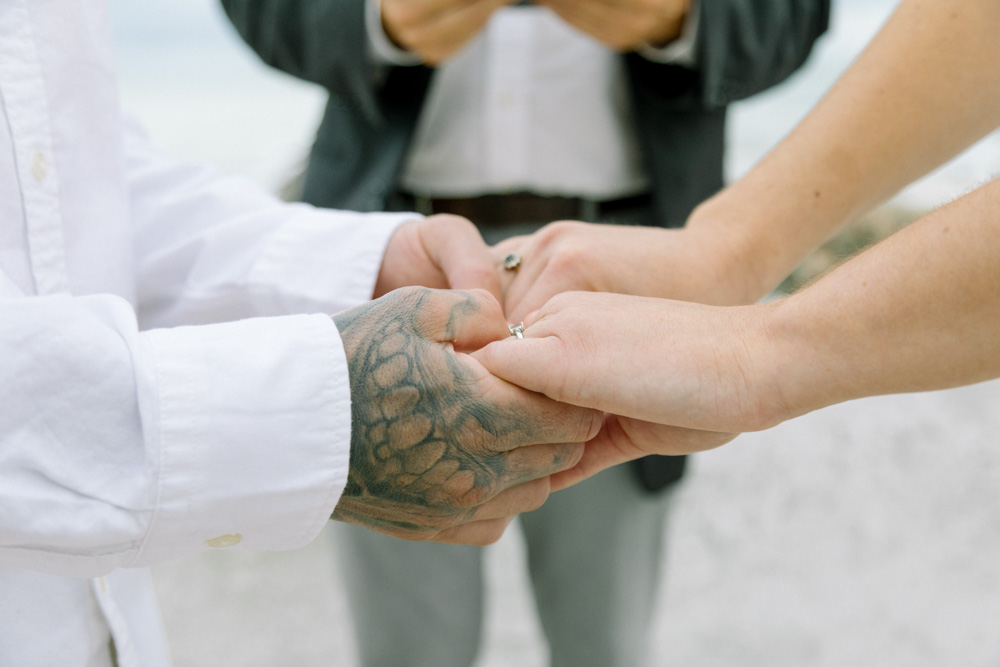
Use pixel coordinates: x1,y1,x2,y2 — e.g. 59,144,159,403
548,242,588,275
465,287,503,314
391,284,426,301
542,220,582,243
389,284,431,313
476,290,506,323
546,290,577,312
452,484,489,509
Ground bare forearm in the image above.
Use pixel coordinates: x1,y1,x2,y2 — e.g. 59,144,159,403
692,0,1000,300
479,177,1000,475
767,177,1000,421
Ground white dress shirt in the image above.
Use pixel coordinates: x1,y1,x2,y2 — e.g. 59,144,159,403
366,1,699,200
0,1,416,664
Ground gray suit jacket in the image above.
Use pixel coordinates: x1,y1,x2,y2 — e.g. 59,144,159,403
222,0,830,491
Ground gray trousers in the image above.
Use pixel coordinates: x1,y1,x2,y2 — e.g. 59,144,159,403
335,462,675,667
337,208,675,666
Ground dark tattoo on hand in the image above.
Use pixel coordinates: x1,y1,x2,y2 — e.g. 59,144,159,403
331,288,536,537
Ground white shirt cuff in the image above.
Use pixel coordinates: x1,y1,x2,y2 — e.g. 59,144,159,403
249,206,419,316
638,0,700,66
133,313,353,564
366,0,424,66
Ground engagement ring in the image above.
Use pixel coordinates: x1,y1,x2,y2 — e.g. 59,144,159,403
502,252,522,271
508,322,525,339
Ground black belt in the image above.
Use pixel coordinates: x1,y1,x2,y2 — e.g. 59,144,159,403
408,192,652,226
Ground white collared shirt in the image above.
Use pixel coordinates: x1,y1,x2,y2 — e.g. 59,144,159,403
366,1,699,199
0,1,414,664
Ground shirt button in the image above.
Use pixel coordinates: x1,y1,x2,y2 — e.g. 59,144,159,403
205,533,242,548
31,152,46,182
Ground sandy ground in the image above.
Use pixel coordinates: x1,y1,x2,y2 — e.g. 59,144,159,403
153,379,1000,666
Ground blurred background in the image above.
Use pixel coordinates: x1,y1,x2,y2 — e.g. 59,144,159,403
108,1,1000,664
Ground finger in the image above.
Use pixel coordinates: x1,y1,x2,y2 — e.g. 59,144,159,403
541,0,639,49
549,416,644,491
497,245,551,323
435,0,511,32
412,287,509,350
389,0,478,22
421,215,503,302
490,236,529,302
505,272,572,324
383,0,480,45
501,441,584,486
551,418,738,491
491,235,529,260
472,327,572,403
417,0,510,63
549,450,626,492
429,516,516,545
470,365,603,451
432,475,556,544
498,222,593,324
469,476,552,520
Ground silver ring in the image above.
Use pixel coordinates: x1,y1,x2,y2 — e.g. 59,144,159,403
508,322,525,339
502,252,522,271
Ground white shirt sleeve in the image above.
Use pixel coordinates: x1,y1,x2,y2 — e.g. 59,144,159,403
124,121,417,328
0,125,420,579
0,295,349,577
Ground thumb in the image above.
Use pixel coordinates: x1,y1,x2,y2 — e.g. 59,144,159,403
416,288,509,351
421,215,504,303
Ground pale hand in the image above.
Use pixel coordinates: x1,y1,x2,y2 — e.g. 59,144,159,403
475,291,789,486
494,220,757,325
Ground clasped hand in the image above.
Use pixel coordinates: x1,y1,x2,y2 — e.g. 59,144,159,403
334,214,782,545
380,0,691,65
332,215,603,546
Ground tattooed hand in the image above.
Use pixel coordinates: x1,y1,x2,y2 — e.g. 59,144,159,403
332,287,602,545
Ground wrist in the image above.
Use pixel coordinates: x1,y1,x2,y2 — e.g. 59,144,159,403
676,207,776,306
686,181,835,303
712,300,800,431
755,294,853,426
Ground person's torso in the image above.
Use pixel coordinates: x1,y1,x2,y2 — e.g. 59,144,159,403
400,6,649,200
1,2,167,664
0,0,136,302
